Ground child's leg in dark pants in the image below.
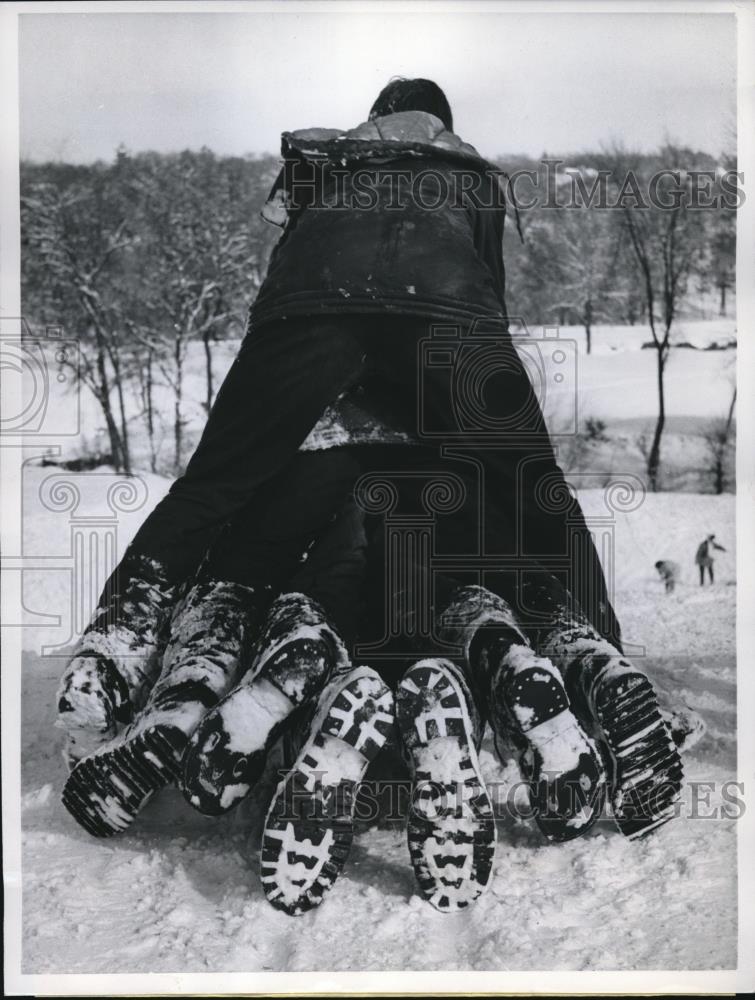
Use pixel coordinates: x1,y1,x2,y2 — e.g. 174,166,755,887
117,320,368,586
355,457,608,845
58,319,368,749
61,450,365,835
181,492,370,816
368,317,623,651
432,572,607,845
56,445,364,759
242,502,396,918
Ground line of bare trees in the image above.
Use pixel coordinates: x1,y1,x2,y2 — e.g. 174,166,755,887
21,144,735,488
21,147,279,474
503,145,736,490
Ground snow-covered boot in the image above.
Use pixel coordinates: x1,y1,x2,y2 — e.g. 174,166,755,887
543,628,684,840
438,585,606,843
396,657,495,912
182,592,350,816
62,578,261,837
55,554,176,768
260,665,394,915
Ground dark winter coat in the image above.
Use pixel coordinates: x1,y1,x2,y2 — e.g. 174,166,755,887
695,537,725,566
249,111,511,329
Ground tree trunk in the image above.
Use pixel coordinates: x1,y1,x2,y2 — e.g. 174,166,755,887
203,329,214,414
647,348,666,492
714,455,724,495
102,398,124,472
112,354,132,475
715,386,737,494
724,386,737,435
92,330,124,471
91,379,124,471
584,298,593,355
145,347,156,473
173,338,184,474
719,281,726,316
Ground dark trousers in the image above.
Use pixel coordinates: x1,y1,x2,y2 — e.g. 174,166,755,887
359,444,622,654
356,450,618,698
699,562,714,585
108,313,619,647
203,450,360,590
124,317,367,583
204,449,367,648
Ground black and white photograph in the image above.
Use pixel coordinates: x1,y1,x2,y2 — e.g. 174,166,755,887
1,1,754,995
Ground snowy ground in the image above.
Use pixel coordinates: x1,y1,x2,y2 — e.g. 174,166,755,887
18,463,737,973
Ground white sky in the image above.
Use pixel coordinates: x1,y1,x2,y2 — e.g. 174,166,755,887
18,10,736,163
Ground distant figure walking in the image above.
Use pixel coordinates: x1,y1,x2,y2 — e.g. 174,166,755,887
655,559,680,593
695,534,726,586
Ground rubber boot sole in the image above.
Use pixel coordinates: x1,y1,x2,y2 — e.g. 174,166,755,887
397,659,496,913
260,667,394,916
61,725,185,838
593,665,683,839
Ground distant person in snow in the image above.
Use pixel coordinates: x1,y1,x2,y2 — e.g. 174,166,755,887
655,559,680,594
695,534,726,585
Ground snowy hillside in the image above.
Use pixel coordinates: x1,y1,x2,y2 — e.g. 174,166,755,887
18,462,737,973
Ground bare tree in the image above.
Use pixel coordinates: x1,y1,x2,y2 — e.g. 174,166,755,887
548,192,622,354
125,321,159,473
134,150,257,472
21,172,136,472
702,386,736,494
21,150,280,475
613,147,706,490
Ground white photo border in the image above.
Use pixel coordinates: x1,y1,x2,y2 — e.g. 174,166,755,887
2,0,753,995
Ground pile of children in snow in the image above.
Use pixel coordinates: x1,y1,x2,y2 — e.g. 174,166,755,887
55,79,708,916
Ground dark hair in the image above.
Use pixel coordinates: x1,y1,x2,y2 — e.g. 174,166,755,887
369,78,453,131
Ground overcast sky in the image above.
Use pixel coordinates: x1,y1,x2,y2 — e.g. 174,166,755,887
19,10,736,163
